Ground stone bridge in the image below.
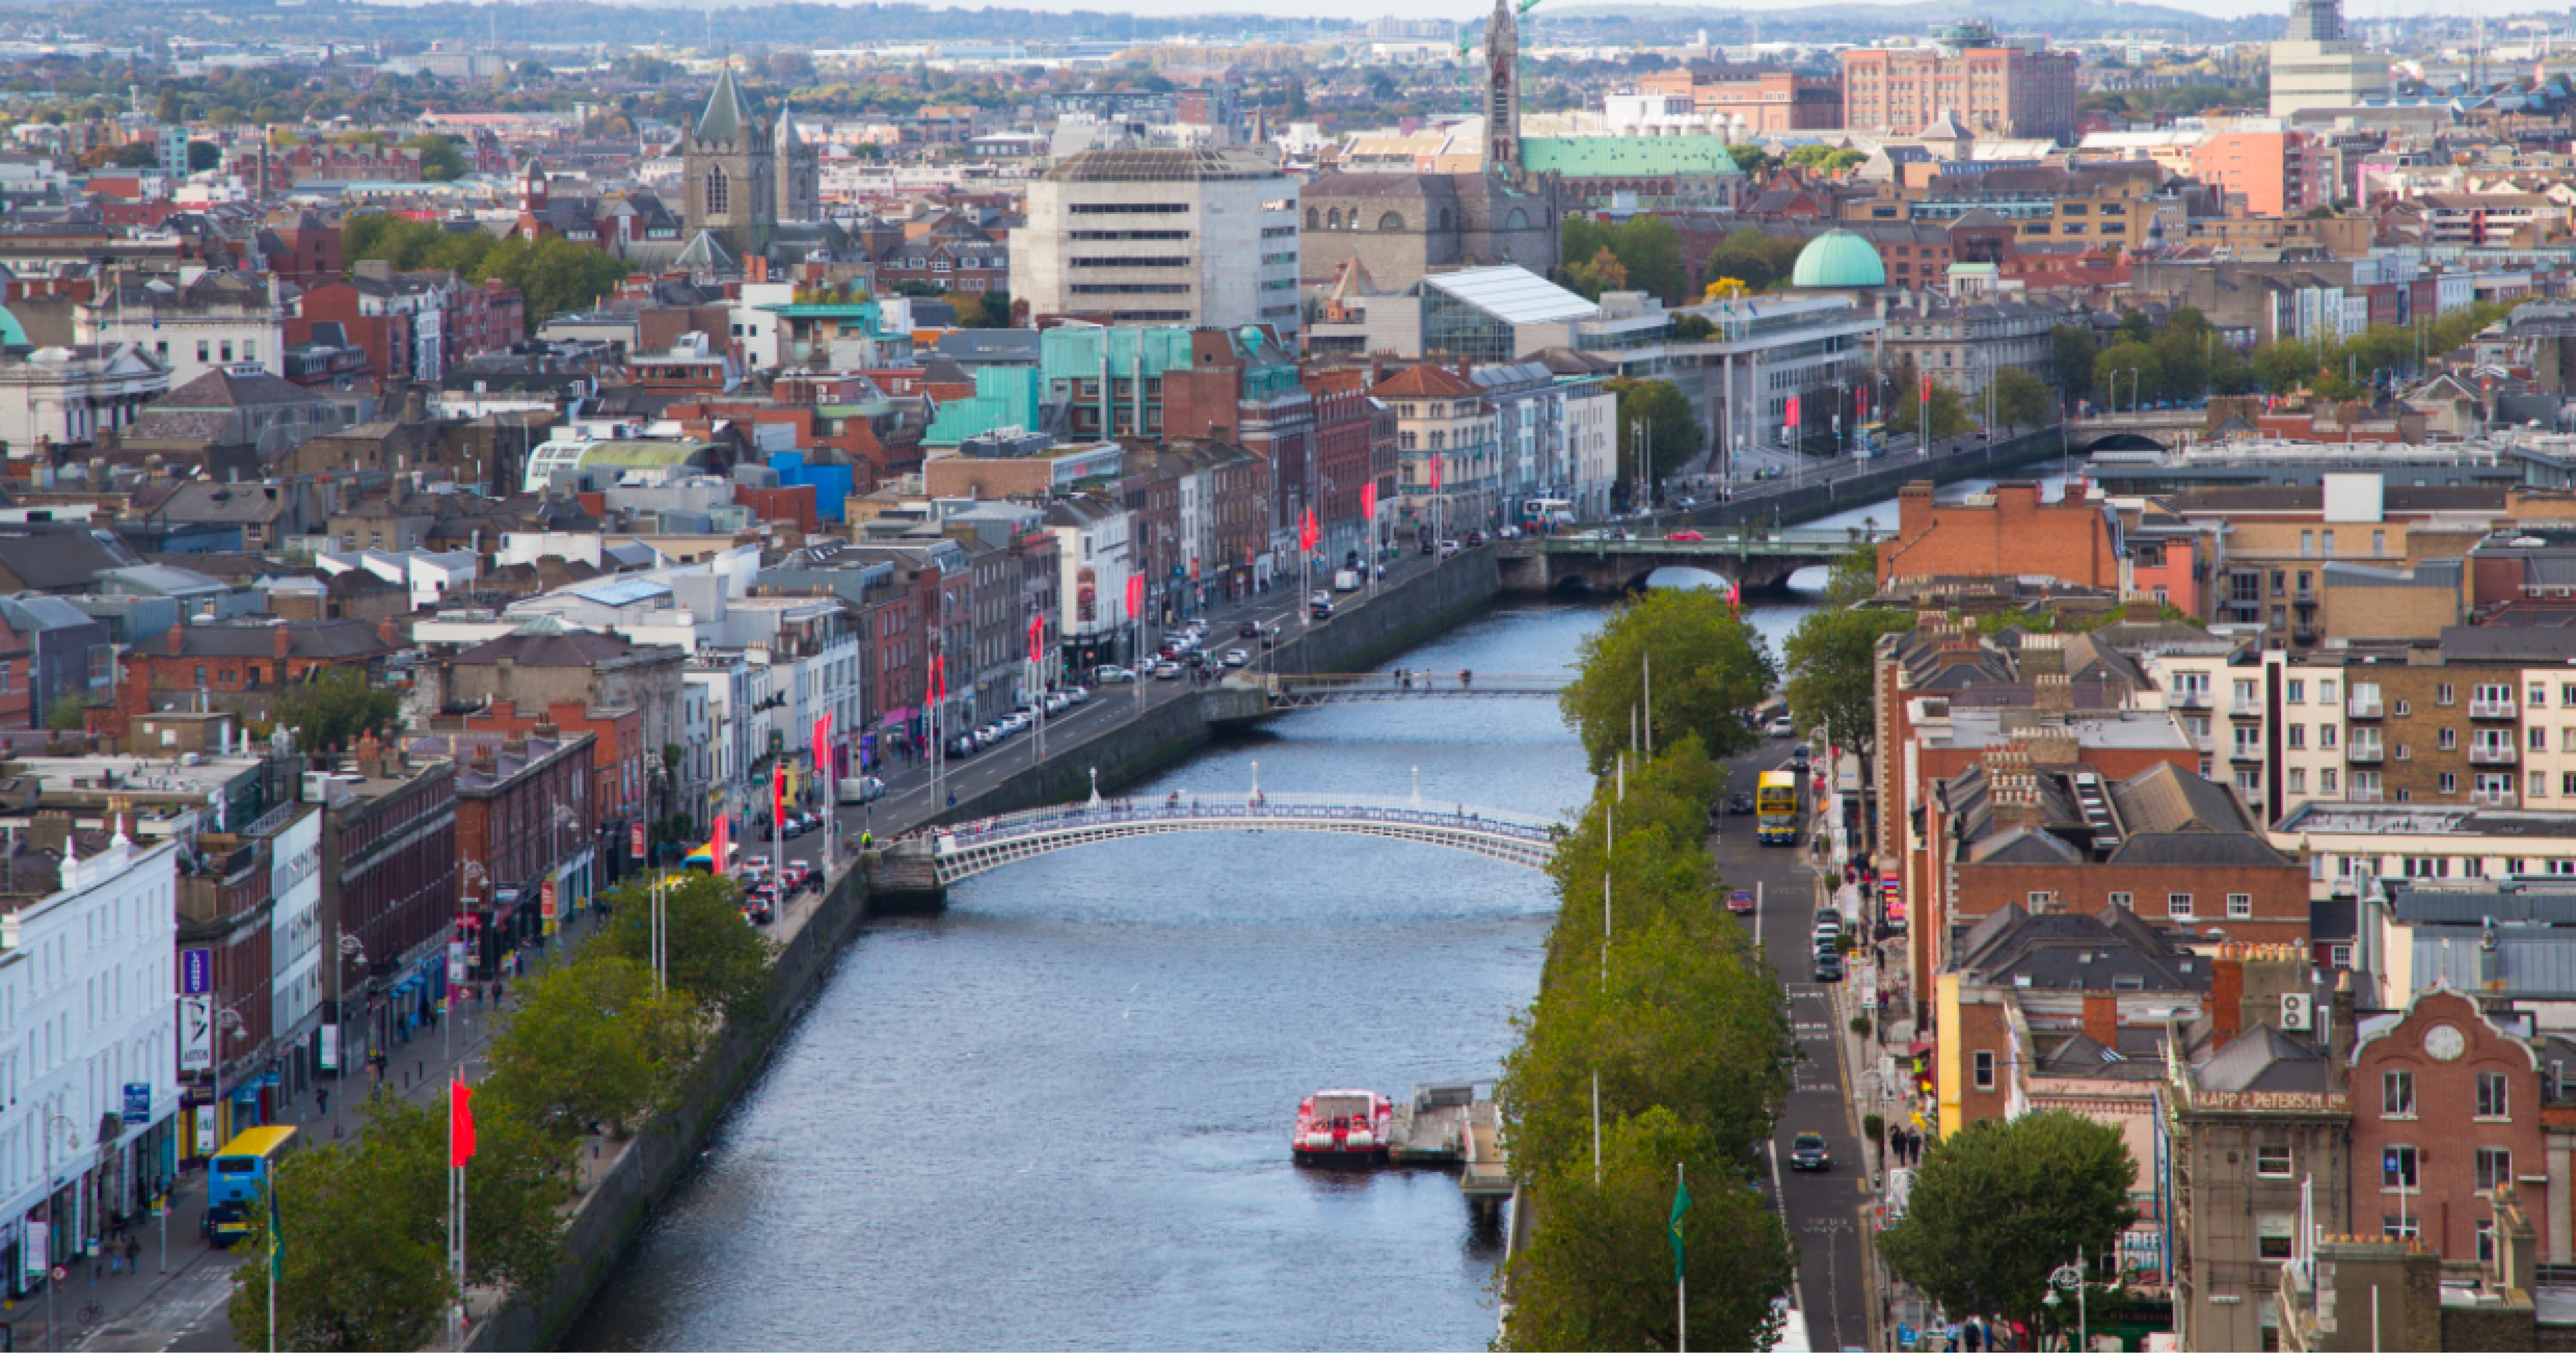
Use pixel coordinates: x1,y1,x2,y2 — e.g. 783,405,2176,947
883,792,1559,893
2065,408,2209,453
1260,671,1566,708
1493,528,1893,595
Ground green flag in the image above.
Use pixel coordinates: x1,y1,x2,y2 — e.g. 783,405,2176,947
1668,1169,1691,1285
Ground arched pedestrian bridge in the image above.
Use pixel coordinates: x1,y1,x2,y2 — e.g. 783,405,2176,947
1494,528,1891,595
1261,671,1566,708
886,793,1561,890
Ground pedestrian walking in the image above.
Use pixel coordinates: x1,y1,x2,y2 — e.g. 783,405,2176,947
317,1087,330,1118
123,1237,137,1271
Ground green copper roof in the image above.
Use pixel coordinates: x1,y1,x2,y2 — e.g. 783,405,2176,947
924,367,1043,447
697,67,751,143
1518,136,1746,178
1791,230,1888,289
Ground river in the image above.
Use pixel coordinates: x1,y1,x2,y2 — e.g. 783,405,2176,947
563,477,2051,1351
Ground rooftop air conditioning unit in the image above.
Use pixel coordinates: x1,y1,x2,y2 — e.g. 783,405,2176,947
2280,992,2313,1031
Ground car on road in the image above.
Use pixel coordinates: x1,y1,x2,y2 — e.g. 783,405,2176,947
1420,538,1438,555
1788,743,1812,772
1222,648,1249,667
1310,598,1334,620
948,735,979,758
1666,530,1705,542
1789,1133,1832,1171
1154,661,1184,680
1064,685,1090,704
1240,620,1263,638
1813,908,1844,950
1811,951,1845,982
787,859,817,892
1438,539,1462,558
1725,791,1756,816
1465,530,1486,547
1309,590,1332,607
1043,693,1069,716
1766,716,1796,738
1727,888,1754,915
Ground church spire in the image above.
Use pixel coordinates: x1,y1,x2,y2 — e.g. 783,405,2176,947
697,64,752,143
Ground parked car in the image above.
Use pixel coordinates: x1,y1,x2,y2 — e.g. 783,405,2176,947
1154,661,1184,680
1725,792,1756,816
1464,530,1486,547
1789,1133,1832,1171
1727,888,1754,915
1310,599,1334,620
1438,540,1462,558
1813,908,1844,950
948,735,980,758
1766,716,1796,738
1094,664,1135,684
1812,951,1845,982
1240,620,1263,638
1064,684,1090,704
1222,648,1250,667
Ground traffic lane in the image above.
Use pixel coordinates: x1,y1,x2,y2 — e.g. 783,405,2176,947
1708,752,1873,1353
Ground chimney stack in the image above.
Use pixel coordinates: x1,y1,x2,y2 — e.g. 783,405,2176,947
2212,952,2245,1050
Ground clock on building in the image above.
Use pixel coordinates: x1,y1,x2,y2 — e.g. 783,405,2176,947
2423,1025,2467,1062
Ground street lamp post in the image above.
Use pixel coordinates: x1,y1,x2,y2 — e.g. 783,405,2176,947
2046,1249,2088,1353
37,1110,80,1353
332,933,365,1084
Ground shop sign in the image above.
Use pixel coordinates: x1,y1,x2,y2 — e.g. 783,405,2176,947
178,997,211,1072
121,1084,149,1126
320,1022,339,1073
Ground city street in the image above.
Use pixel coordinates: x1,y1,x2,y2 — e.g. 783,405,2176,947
1711,741,1876,1353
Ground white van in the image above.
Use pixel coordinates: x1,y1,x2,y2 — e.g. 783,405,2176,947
838,776,887,805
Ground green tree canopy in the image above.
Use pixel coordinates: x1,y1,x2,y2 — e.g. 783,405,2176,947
1558,586,1771,774
1991,367,2054,432
1607,377,1701,495
273,668,400,754
1499,1107,1794,1353
1782,550,1911,752
1702,227,1804,294
227,1132,453,1352
2091,341,2163,409
481,956,702,1139
2050,324,2097,396
1563,245,1628,301
594,872,776,1021
401,132,467,181
1879,1110,2139,1334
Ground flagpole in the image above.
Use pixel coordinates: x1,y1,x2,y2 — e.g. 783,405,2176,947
1676,1160,1687,1353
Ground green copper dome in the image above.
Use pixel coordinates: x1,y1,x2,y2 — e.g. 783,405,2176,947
1791,230,1888,289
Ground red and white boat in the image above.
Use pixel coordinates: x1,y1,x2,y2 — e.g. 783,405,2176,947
1294,1089,1392,1163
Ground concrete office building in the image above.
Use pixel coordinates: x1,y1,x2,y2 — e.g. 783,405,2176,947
2268,0,2391,118
1012,149,1301,338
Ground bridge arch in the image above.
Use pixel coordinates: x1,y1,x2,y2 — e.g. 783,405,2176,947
903,794,1560,887
2068,430,2173,454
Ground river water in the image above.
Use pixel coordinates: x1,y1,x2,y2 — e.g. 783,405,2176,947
564,479,2048,1351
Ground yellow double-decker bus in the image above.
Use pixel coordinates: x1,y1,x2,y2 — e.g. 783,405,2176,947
1755,771,1802,846
204,1126,299,1248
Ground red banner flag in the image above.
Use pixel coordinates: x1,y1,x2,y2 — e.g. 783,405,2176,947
1125,574,1144,621
1430,454,1442,490
772,763,788,826
711,812,728,873
1300,507,1317,553
1027,614,1042,664
1919,372,1933,404
450,1078,475,1167
813,712,831,779
1786,394,1801,430
1362,481,1377,522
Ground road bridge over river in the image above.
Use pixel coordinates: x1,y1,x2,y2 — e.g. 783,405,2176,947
1493,528,1891,594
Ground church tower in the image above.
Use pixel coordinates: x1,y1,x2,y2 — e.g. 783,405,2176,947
1485,0,1521,180
682,66,775,263
775,99,821,223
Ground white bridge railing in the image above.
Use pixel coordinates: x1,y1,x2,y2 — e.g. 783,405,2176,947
912,792,1562,884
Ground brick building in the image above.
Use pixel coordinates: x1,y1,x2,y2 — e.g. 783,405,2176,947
403,726,596,974
1637,68,1842,131
1878,481,2124,591
316,749,457,1068
424,699,645,886
1837,22,2079,141
118,619,399,719
2350,985,2557,1264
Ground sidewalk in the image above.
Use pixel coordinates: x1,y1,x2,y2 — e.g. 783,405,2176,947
64,903,615,1353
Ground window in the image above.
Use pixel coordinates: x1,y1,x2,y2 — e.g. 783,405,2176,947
193,665,205,687
2288,724,2307,749
2322,725,2339,749
2331,944,2354,968
2323,768,2340,793
2289,768,2308,794
2440,683,2457,706
2300,530,2315,557
2439,728,2457,750
2323,530,2337,554
2288,680,2307,704
1974,1050,1995,1090
2478,1071,2510,1119
2535,685,2551,709
2536,727,2553,752
2439,772,2458,794
2107,892,2132,910
195,340,208,362
2269,571,2286,598
2257,1214,2296,1260
2256,1145,2293,1177
2384,1069,2415,1118
2534,771,2550,798
2480,1219,2499,1264
2477,1146,2514,1192
2384,1144,2419,1190
2228,893,2253,919
2385,1214,2421,1240
2168,893,2194,919
705,165,728,215
2372,529,2386,556
2235,679,2259,704
2324,680,2339,703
